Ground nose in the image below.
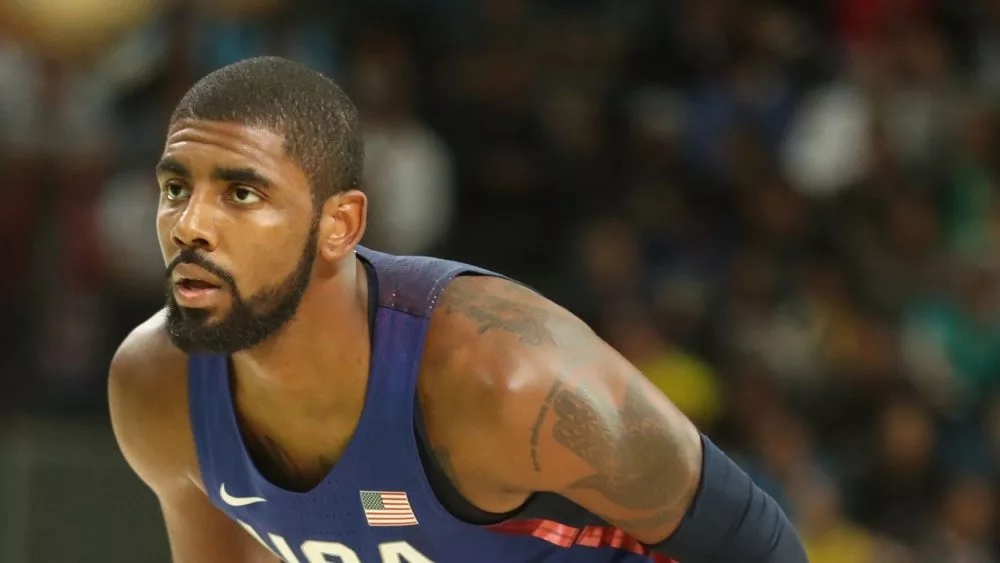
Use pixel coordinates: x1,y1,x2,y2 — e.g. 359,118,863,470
170,196,218,252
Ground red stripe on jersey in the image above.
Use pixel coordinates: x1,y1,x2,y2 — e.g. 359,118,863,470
489,518,677,562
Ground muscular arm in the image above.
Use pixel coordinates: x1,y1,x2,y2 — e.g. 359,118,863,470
540,372,701,536
425,277,699,540
424,276,806,560
108,313,278,563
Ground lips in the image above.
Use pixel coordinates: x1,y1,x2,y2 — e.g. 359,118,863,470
172,263,222,290
176,278,218,290
171,263,225,307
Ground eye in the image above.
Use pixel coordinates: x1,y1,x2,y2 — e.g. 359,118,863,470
163,182,190,201
229,186,263,205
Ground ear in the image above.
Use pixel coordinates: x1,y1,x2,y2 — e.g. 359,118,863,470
318,190,368,262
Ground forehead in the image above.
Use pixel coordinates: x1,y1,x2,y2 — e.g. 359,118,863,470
161,119,304,183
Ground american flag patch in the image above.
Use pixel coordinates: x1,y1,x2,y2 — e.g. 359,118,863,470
359,490,419,527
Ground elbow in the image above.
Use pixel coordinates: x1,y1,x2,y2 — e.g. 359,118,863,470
646,434,809,562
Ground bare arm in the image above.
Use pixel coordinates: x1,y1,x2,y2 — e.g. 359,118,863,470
108,313,278,563
426,277,806,562
532,369,702,539
422,277,701,543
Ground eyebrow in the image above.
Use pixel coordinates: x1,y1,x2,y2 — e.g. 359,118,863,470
212,167,274,190
155,157,274,190
155,157,190,178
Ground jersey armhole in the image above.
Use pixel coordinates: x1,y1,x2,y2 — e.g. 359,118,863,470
412,367,608,530
412,395,519,525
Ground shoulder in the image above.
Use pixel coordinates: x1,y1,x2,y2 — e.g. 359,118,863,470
418,275,617,482
418,275,702,540
420,275,591,413
108,309,189,420
426,274,585,348
108,309,200,497
109,309,186,380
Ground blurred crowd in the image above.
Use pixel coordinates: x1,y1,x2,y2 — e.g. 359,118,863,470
3,0,1000,561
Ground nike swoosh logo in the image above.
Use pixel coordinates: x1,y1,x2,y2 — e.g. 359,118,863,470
219,483,267,507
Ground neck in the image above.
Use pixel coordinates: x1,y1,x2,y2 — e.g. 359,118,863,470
230,256,372,417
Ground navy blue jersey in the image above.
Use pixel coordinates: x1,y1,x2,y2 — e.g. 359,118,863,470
188,246,674,563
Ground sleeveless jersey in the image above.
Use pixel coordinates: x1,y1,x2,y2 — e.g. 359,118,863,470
188,246,673,563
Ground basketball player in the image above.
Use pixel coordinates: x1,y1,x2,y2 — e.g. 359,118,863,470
108,57,807,563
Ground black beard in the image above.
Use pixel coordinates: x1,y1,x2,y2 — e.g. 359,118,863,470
164,223,319,355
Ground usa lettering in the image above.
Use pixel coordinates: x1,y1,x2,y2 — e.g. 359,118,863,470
238,520,435,563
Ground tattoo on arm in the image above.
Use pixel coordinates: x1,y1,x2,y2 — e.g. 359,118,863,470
549,377,696,529
442,280,554,346
530,376,565,471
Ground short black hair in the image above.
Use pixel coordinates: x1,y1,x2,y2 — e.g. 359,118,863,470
171,56,363,203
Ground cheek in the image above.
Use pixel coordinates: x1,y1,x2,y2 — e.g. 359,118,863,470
262,240,301,273
156,211,175,262
237,228,305,292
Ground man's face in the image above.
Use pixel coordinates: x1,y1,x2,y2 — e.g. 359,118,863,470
155,119,318,354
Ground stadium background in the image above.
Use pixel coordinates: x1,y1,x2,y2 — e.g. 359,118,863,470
1,0,999,561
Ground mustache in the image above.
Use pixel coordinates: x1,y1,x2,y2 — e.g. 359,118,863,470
165,248,237,289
